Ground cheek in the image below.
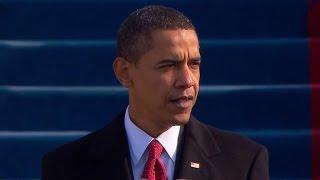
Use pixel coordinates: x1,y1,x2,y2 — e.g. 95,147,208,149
152,75,173,93
159,72,176,86
151,74,175,102
135,72,169,97
192,71,200,94
192,70,200,84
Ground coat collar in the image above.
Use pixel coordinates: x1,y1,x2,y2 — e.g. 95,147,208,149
174,115,222,180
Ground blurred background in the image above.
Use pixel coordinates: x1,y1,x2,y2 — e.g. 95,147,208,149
0,0,319,179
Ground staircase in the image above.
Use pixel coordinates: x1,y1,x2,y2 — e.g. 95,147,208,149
0,0,319,179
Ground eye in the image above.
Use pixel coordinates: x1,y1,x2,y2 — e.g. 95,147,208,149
189,60,201,69
163,64,175,68
158,63,177,69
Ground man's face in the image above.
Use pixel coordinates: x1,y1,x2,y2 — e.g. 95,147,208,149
128,29,201,129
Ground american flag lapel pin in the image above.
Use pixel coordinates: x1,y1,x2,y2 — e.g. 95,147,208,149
190,162,200,169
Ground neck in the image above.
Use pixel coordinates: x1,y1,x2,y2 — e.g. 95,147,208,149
128,106,171,138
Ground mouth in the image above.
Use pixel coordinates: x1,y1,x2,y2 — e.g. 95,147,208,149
168,95,194,109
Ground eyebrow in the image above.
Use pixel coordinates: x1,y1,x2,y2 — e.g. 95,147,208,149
155,59,180,67
155,57,202,68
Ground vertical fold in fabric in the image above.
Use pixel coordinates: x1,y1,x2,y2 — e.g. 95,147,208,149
308,0,320,179
310,39,320,180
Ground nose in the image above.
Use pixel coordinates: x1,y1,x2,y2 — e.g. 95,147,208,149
175,64,195,89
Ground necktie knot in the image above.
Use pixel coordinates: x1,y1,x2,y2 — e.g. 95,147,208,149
148,139,163,159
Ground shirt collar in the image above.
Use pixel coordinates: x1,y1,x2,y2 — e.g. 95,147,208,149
124,106,180,166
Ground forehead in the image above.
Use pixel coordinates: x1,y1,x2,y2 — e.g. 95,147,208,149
149,29,199,49
144,29,200,60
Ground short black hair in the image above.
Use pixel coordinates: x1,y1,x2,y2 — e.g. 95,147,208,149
116,5,196,63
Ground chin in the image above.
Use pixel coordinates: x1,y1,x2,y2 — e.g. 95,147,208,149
171,112,191,125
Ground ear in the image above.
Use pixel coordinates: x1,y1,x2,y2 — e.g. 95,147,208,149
113,57,133,87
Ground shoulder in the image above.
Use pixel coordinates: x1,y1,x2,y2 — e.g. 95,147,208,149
209,125,265,152
41,129,102,178
189,118,269,179
42,130,99,164
43,111,125,161
41,112,126,178
189,117,267,162
191,117,265,151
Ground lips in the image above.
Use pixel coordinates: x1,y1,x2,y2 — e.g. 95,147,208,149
169,95,194,109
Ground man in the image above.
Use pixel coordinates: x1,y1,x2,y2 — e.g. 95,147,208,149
42,5,269,180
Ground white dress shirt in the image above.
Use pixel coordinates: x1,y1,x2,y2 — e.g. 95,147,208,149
124,106,181,180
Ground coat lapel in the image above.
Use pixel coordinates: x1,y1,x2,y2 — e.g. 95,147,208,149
174,116,222,180
87,111,133,180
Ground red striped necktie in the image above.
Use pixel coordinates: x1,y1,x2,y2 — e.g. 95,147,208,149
141,139,167,180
